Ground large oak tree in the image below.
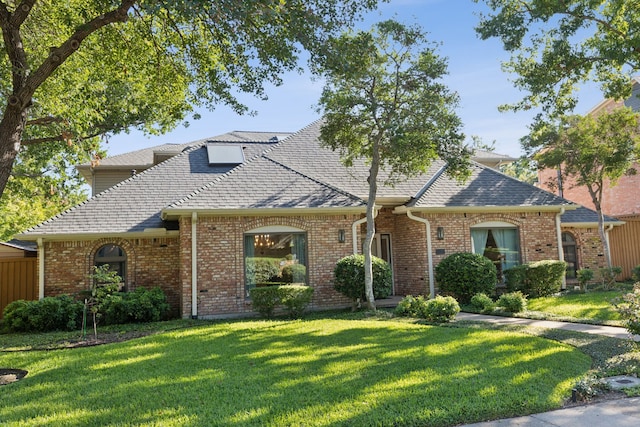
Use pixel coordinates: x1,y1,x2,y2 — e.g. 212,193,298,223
316,20,471,309
0,0,380,200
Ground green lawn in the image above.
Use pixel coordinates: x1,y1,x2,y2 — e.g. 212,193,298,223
527,290,623,324
0,317,590,427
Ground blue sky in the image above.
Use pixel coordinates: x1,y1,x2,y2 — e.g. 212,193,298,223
107,0,604,158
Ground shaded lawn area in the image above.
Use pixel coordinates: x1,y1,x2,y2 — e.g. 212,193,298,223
0,318,590,427
527,291,623,324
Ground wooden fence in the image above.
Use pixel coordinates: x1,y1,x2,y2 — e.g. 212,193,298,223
610,218,640,280
0,257,38,317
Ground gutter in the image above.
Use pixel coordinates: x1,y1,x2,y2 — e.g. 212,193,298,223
405,211,435,298
37,238,44,300
191,212,198,319
605,223,614,266
555,208,566,289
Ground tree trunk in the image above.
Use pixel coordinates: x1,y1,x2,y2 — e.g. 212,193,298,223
0,106,27,197
363,141,380,311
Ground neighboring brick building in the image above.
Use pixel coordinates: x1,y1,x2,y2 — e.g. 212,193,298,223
538,77,640,279
19,121,617,318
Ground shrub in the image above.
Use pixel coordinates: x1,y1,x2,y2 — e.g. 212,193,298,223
470,293,495,314
614,283,640,335
423,296,460,323
497,291,527,313
504,265,528,293
435,253,497,304
577,269,594,291
3,295,82,332
526,260,566,297
394,295,459,322
598,266,623,289
245,257,281,284
333,254,392,308
632,265,640,282
279,284,314,318
395,295,429,317
281,264,307,283
250,285,314,319
101,287,170,325
504,260,566,297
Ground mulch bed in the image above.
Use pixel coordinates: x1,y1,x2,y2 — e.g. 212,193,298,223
0,369,27,386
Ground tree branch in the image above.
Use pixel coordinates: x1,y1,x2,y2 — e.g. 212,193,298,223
10,0,36,27
17,0,137,108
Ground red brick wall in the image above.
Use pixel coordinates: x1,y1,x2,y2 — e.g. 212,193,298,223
538,164,640,217
44,237,181,315
391,211,562,296
561,227,609,273
180,214,358,318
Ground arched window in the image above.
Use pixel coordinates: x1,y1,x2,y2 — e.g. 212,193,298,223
562,232,578,280
94,244,127,286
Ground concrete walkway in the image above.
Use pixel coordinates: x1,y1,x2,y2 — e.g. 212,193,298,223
456,313,640,426
457,312,640,341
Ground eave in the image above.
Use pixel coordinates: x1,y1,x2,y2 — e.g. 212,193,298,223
393,204,578,215
161,206,368,220
16,229,180,242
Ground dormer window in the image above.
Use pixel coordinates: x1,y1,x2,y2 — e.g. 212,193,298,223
206,144,245,166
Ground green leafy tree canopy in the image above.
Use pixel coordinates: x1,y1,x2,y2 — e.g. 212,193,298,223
0,0,380,199
316,19,471,309
475,0,640,118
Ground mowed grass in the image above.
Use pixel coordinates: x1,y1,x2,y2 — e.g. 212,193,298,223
0,318,590,427
527,290,623,324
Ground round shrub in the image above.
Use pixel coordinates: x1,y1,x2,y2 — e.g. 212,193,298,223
497,291,527,313
333,254,392,306
470,292,495,314
435,252,497,304
281,264,307,283
423,296,460,323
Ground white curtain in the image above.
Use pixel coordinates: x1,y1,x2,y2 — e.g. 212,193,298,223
491,228,519,271
471,229,489,255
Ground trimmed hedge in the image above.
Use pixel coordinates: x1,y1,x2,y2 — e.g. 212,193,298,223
2,295,83,332
505,260,566,297
250,284,314,319
435,252,497,304
333,254,392,307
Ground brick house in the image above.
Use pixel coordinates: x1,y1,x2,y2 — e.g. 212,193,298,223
538,77,640,279
19,121,617,318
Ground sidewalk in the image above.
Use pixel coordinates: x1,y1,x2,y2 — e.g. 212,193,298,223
461,396,640,426
456,313,640,426
456,312,640,341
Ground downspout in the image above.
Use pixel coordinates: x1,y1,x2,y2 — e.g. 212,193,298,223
351,208,379,254
605,223,614,268
191,212,198,319
406,211,435,298
37,238,44,300
555,207,566,289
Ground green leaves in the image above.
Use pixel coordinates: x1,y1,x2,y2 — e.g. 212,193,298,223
476,0,640,117
317,19,471,184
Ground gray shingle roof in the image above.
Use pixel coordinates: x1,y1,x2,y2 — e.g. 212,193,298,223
21,121,574,238
167,156,365,211
561,206,623,225
22,141,279,236
410,162,571,208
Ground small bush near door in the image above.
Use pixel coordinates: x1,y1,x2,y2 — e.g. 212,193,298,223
333,254,392,308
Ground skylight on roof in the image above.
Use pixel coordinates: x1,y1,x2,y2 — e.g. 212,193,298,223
206,144,245,166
